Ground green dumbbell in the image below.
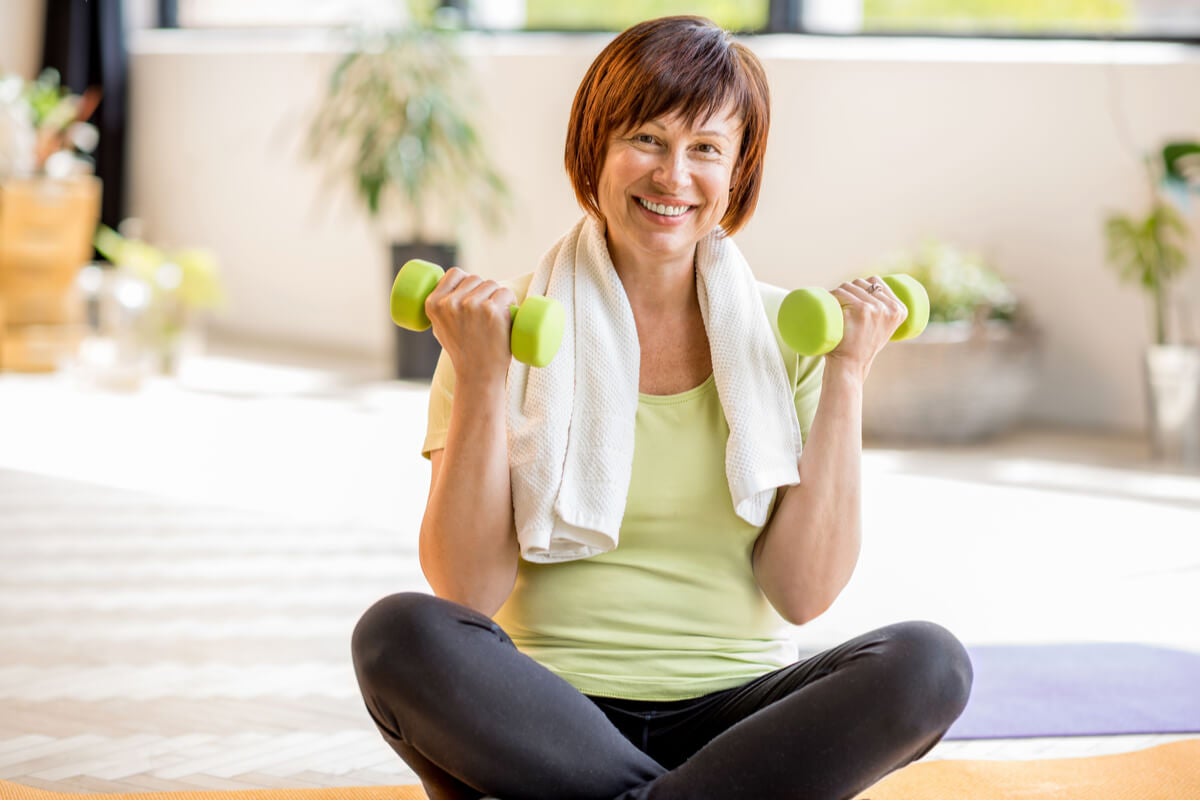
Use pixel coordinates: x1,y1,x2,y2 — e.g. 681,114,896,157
390,259,565,368
777,274,930,356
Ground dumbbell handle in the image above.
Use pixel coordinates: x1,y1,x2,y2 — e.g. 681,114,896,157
777,274,930,356
390,259,564,368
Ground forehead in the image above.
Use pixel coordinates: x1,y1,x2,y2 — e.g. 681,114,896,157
627,102,744,138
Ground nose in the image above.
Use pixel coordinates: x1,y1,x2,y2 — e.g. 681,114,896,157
652,147,690,192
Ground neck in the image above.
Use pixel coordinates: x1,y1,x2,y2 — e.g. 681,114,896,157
607,241,698,317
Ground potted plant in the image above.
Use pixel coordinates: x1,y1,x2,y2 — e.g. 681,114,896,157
305,2,508,379
0,68,100,182
860,240,1038,442
0,69,102,372
1104,140,1200,465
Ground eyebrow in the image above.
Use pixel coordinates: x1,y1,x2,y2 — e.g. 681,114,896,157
641,118,736,142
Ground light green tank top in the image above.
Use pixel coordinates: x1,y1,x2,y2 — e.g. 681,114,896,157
422,275,823,701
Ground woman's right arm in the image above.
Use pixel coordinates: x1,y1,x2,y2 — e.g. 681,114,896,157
419,269,520,616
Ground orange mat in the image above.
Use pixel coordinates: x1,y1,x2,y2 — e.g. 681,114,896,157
859,739,1200,800
3,739,1198,800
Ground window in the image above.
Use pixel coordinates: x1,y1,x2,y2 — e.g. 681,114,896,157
170,0,405,28
522,0,768,32
154,0,1200,41
848,0,1200,40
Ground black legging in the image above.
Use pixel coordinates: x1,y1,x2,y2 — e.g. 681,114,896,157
352,592,972,799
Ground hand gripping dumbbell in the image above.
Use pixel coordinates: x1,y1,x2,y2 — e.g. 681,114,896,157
777,274,930,356
390,259,565,368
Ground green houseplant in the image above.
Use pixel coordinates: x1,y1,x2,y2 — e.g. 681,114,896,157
306,2,508,378
1104,140,1200,464
882,240,1019,327
1104,141,1198,346
860,240,1036,442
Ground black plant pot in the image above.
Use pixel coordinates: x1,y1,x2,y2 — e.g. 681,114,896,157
390,242,454,380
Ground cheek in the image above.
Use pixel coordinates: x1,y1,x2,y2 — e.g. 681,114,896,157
596,173,622,219
708,168,736,217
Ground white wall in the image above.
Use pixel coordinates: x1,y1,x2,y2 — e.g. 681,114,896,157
125,30,1200,432
0,0,46,78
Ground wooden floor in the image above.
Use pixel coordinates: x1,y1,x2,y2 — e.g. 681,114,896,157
0,468,427,795
2,343,1198,795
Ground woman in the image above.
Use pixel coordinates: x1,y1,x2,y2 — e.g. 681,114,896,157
353,15,972,799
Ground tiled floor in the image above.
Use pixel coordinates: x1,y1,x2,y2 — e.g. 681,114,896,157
1,339,1198,795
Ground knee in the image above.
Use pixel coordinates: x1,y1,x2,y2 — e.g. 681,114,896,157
351,592,451,692
877,621,973,735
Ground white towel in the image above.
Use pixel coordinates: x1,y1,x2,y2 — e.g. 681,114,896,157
507,216,803,563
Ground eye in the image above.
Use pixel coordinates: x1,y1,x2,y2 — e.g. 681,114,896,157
694,142,721,156
632,133,657,145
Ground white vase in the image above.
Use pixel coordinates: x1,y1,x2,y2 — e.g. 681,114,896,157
1144,344,1200,467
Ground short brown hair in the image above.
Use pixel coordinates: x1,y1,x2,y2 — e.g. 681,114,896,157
564,15,770,236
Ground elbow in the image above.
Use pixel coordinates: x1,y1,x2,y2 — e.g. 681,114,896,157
765,576,846,626
775,595,836,627
418,554,515,618
421,572,512,618
417,527,518,618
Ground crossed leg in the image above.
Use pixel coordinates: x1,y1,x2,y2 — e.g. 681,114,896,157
351,593,972,799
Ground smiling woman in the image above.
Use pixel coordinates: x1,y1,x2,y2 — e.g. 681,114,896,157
347,13,973,800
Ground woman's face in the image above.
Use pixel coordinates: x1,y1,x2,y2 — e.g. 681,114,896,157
596,102,742,272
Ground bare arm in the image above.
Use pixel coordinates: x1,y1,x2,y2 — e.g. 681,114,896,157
752,277,907,624
418,269,519,616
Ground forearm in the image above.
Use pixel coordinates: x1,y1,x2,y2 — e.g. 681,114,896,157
754,360,865,624
420,378,519,616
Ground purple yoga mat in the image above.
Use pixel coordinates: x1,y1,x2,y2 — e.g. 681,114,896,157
945,643,1200,740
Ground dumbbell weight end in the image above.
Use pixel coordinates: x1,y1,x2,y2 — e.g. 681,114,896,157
880,274,930,342
777,288,844,357
511,296,565,368
390,259,444,331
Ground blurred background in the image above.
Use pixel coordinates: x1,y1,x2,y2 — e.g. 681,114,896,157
2,0,1199,437
1,0,1199,795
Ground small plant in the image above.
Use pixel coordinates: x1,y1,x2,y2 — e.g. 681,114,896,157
94,223,225,311
305,5,508,242
93,222,225,371
873,240,1018,325
1104,141,1199,345
0,68,99,180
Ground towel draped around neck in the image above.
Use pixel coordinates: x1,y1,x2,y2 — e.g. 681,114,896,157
507,216,803,563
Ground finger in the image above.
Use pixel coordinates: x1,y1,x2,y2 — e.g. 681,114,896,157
494,286,518,309
462,279,510,315
864,276,907,312
832,283,874,307
447,274,484,305
853,277,892,302
426,270,481,322
427,266,470,301
853,277,908,330
867,275,901,302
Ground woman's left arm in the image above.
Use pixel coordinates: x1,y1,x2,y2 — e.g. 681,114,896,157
752,277,907,625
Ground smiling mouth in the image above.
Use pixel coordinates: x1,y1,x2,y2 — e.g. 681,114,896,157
636,197,694,218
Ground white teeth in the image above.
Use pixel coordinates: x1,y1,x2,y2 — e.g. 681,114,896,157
638,198,691,217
